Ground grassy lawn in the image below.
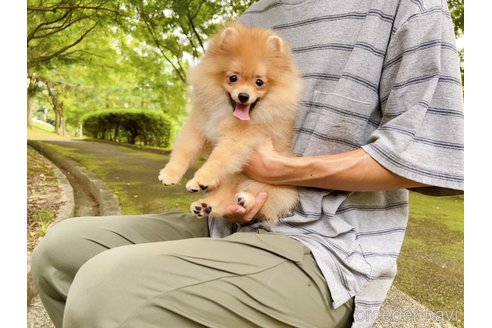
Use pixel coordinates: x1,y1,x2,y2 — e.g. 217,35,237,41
27,125,72,141
395,192,464,327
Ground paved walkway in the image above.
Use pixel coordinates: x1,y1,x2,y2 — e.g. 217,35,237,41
27,139,456,327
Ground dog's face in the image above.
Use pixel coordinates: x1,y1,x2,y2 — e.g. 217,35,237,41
197,24,295,121
222,62,269,121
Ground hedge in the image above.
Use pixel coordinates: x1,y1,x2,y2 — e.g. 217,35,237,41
81,109,172,147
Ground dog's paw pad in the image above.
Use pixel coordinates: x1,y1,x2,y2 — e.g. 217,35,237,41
186,176,218,193
190,201,212,218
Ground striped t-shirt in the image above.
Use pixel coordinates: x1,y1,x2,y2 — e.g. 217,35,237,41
208,0,464,326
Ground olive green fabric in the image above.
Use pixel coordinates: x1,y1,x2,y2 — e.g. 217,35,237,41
31,213,353,327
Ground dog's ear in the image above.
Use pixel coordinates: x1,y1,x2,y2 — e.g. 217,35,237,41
266,35,284,55
219,26,239,46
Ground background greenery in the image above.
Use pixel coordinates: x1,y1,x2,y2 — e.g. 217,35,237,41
27,0,464,139
81,109,173,146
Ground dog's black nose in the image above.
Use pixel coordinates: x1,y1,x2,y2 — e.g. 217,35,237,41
238,93,249,103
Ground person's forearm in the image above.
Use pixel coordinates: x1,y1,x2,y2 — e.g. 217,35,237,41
250,148,427,192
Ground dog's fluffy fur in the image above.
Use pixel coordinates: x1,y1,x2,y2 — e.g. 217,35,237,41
158,23,302,225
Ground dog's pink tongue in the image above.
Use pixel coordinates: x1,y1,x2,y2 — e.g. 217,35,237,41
233,103,250,121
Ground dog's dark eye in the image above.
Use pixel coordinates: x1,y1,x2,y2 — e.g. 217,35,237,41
229,75,238,83
256,79,264,87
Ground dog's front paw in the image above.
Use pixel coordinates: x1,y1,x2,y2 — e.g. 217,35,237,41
158,166,182,185
190,201,212,218
186,173,219,193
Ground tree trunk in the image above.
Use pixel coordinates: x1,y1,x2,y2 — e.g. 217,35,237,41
46,81,65,136
27,80,37,130
53,104,66,136
27,97,33,129
60,115,66,136
55,113,60,134
53,104,65,136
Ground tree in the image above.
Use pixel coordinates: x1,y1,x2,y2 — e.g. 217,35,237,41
27,0,123,70
27,0,123,130
32,75,67,134
125,0,257,82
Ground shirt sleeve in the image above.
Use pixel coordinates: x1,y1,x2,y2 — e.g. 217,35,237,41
361,4,464,195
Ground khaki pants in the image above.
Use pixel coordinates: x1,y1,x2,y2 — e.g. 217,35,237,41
31,212,353,327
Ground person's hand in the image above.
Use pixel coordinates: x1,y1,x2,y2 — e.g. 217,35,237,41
244,139,288,184
223,192,268,225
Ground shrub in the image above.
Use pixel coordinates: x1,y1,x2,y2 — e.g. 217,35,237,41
81,109,172,147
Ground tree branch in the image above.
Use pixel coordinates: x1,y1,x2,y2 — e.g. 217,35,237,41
27,4,121,16
187,11,205,54
176,19,199,59
28,7,74,43
190,0,208,21
139,8,186,82
28,1,124,43
28,23,98,69
29,14,91,42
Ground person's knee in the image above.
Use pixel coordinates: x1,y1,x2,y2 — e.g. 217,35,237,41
31,217,102,290
62,246,145,327
31,219,78,285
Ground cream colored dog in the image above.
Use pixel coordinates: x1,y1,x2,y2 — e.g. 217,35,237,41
158,23,301,225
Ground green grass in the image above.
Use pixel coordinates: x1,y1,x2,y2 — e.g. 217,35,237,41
29,208,55,238
395,192,464,327
32,120,55,132
27,125,72,141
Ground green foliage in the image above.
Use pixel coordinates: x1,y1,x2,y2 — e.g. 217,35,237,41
81,109,172,147
27,0,121,70
447,0,464,90
124,0,257,82
447,0,464,37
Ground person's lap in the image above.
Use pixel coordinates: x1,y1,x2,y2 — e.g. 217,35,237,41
31,212,353,327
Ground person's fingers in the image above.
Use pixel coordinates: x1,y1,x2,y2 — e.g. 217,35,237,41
243,192,268,222
224,192,268,225
226,204,246,216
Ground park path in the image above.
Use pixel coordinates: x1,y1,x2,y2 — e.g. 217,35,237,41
34,139,197,215
41,140,168,178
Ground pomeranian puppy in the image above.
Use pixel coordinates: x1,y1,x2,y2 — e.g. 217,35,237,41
158,23,302,225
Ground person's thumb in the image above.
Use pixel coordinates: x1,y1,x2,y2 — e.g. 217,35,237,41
244,192,268,221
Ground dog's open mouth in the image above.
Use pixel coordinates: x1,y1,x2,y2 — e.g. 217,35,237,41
229,96,259,121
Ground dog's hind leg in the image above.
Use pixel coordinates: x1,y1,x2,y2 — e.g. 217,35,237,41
237,179,298,226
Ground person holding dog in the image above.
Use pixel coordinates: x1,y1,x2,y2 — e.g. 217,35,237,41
31,0,463,327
